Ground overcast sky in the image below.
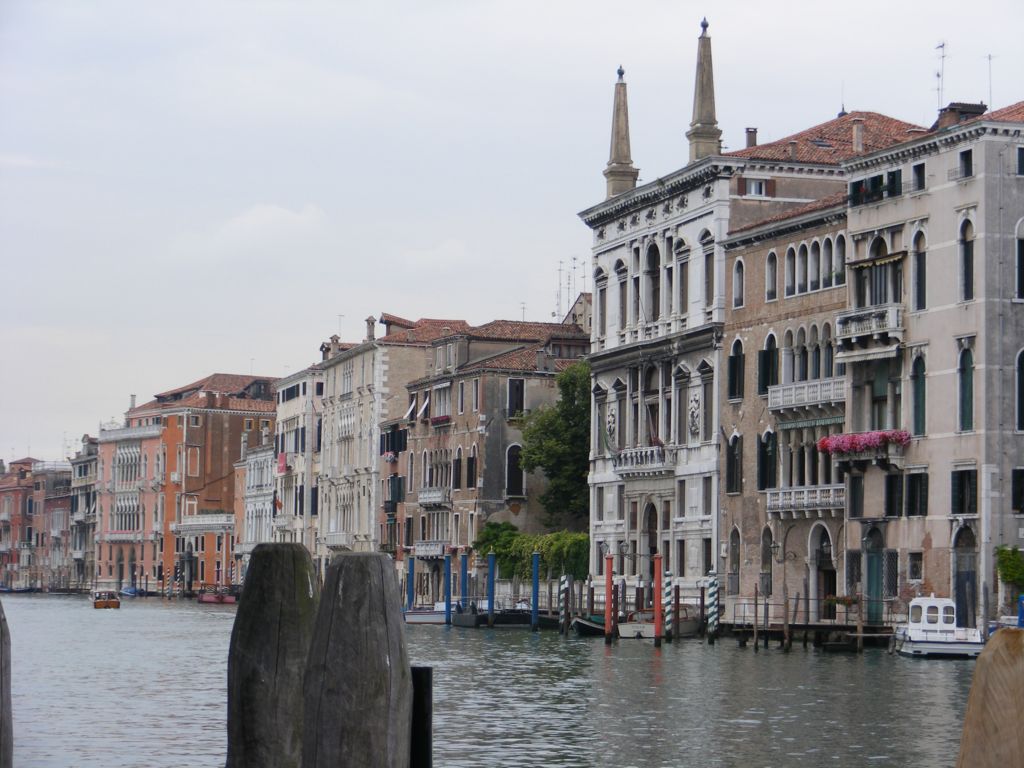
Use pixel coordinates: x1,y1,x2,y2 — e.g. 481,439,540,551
2,1,1022,462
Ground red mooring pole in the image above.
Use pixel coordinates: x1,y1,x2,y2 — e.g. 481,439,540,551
604,555,614,645
653,554,664,648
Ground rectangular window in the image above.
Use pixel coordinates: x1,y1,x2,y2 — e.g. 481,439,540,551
702,476,713,517
472,379,480,412
1012,468,1024,513
1018,147,1024,176
703,537,713,575
908,552,923,581
701,379,713,441
458,382,465,414
912,162,925,192
679,261,689,317
1017,239,1024,300
597,286,607,336
884,473,904,517
618,279,628,330
507,378,525,416
677,539,686,577
704,251,714,308
596,542,605,575
315,382,324,396
677,479,686,517
595,488,603,522
962,237,974,301
848,475,864,518
951,469,978,515
189,415,201,428
244,419,253,431
906,473,929,516
617,485,625,520
959,149,973,178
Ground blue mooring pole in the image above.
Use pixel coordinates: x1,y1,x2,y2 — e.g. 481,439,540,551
531,551,540,631
487,550,496,628
1018,594,1024,628
443,553,452,625
460,551,469,610
407,555,415,610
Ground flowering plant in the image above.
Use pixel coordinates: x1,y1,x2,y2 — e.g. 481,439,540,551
816,430,911,456
383,451,398,464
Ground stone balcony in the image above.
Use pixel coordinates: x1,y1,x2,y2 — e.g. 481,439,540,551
612,445,675,477
413,539,447,559
98,424,163,443
768,377,845,413
0,511,9,523
323,531,354,550
273,514,301,530
104,531,142,542
72,510,86,524
418,486,450,507
72,549,85,560
835,303,903,357
822,430,909,471
767,484,846,519
170,513,235,535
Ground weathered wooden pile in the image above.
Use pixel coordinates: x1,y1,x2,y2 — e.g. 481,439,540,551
226,544,429,768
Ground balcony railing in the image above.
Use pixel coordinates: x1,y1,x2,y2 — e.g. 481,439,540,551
72,510,86,524
413,539,447,558
767,484,846,515
98,424,163,442
170,513,235,535
0,511,9,523
417,487,450,507
104,531,141,542
835,304,902,343
768,377,845,411
612,445,674,476
322,531,354,550
273,514,301,530
72,549,85,560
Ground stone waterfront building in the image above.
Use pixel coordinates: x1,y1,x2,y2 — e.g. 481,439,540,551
69,435,99,591
233,428,275,580
0,458,39,589
581,20,921,593
393,318,589,604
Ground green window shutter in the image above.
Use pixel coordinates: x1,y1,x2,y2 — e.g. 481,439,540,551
757,350,769,395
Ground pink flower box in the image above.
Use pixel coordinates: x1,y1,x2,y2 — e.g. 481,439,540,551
817,430,911,456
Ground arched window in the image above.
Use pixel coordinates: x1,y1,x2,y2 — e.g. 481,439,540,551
758,334,779,395
757,431,777,490
765,252,778,301
912,356,926,436
467,445,478,489
822,239,834,288
960,221,975,301
835,235,847,285
913,232,927,311
1017,350,1024,431
727,340,745,399
958,347,974,432
452,447,463,490
733,261,745,308
809,326,821,380
646,245,662,322
505,445,524,496
810,241,821,291
727,528,741,594
726,435,743,493
785,248,796,297
797,244,808,293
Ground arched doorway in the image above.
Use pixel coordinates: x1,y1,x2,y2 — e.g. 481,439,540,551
813,526,836,620
643,503,658,582
953,527,978,628
864,527,884,624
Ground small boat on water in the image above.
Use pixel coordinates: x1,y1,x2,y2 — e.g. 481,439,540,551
893,595,985,658
571,615,607,636
404,602,448,625
93,590,120,609
197,586,237,604
617,603,702,639
451,600,532,629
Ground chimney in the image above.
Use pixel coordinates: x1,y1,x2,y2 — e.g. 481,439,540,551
852,118,865,154
240,432,248,461
745,127,757,148
787,140,798,160
536,350,549,371
365,316,376,342
935,102,987,130
130,394,136,410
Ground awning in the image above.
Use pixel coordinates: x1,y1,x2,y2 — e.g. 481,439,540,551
835,344,900,364
403,400,417,420
416,395,431,418
847,250,908,269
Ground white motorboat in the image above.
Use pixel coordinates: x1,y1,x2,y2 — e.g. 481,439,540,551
617,610,656,639
404,601,448,625
893,595,985,658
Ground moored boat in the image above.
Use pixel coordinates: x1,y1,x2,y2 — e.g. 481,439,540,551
617,610,656,639
571,615,607,636
404,602,448,624
893,595,985,658
92,590,120,609
197,586,237,604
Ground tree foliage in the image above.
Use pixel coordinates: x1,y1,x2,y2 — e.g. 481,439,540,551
996,546,1024,589
472,522,589,580
520,360,591,528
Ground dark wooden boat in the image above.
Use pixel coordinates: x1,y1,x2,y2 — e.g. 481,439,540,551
571,615,607,637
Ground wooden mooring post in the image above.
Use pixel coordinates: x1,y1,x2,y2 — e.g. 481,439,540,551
752,585,759,652
226,543,320,768
956,627,1024,767
303,552,414,768
0,598,11,768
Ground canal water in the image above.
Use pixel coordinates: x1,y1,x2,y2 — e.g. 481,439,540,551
2,595,973,767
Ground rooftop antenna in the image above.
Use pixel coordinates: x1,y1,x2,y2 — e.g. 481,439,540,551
336,314,345,334
986,53,994,108
571,254,578,306
935,41,946,109
556,261,564,318
520,302,526,321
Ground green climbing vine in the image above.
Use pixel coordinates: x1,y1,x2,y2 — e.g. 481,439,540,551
995,545,1024,589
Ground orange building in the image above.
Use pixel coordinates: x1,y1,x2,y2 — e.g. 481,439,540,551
0,458,38,589
96,374,276,594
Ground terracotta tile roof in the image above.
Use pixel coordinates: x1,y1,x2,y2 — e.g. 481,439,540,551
465,320,588,343
727,111,925,165
460,343,582,373
377,318,470,344
728,191,847,236
974,100,1024,124
154,373,274,399
378,312,417,329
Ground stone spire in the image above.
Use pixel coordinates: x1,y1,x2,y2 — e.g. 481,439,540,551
686,18,722,162
603,66,639,199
